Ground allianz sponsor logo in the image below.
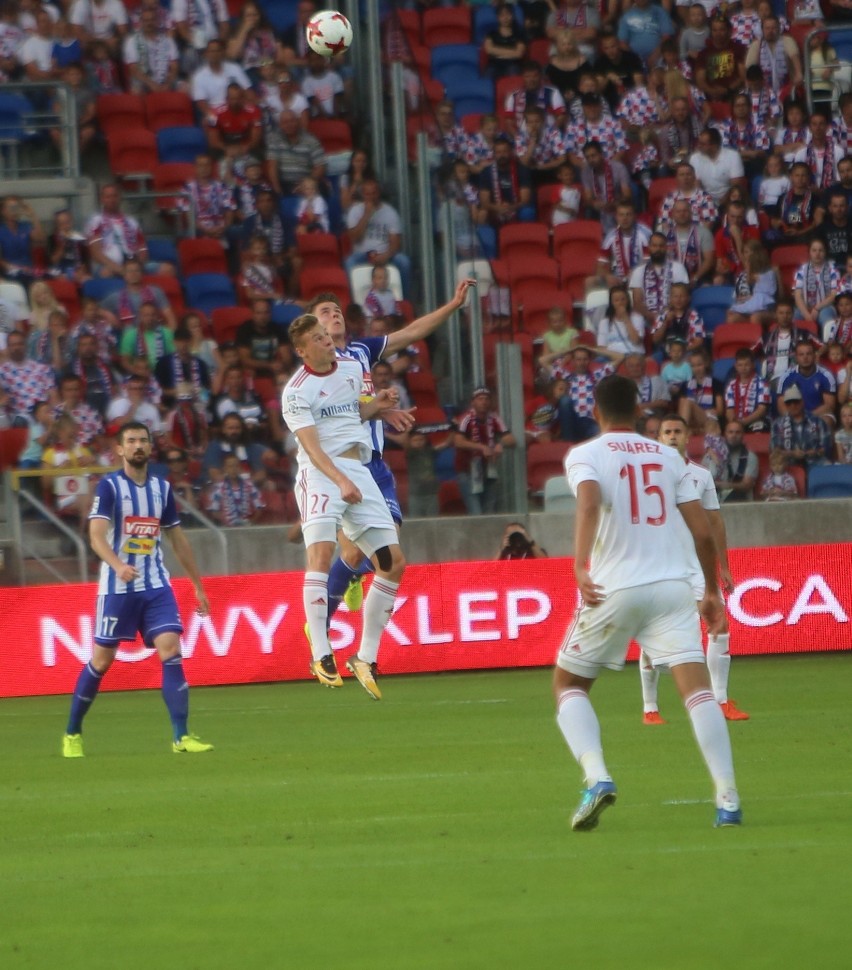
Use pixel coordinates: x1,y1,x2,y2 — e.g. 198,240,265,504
319,402,360,419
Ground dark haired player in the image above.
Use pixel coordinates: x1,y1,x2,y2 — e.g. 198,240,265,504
552,375,741,830
62,422,213,757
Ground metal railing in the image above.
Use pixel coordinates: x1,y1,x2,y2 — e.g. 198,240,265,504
0,81,79,179
7,483,90,584
803,24,852,113
4,466,229,585
173,493,230,576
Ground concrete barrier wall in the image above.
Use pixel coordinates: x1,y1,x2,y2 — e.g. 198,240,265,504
163,498,849,576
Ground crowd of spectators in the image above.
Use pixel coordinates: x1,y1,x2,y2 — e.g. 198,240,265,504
3,0,852,521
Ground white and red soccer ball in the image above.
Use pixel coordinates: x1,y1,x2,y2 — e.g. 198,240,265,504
305,9,353,57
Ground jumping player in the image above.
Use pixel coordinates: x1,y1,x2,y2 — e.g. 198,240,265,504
553,375,741,830
639,414,749,724
283,313,406,699
305,279,475,624
62,422,213,758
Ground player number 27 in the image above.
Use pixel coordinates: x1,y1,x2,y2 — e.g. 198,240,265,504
310,493,330,514
620,462,666,526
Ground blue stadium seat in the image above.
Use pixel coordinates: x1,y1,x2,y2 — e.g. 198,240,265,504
146,238,179,267
692,285,734,332
184,273,236,317
271,303,301,327
431,43,481,78
81,277,125,302
712,357,735,385
807,464,852,499
451,79,495,116
473,6,498,44
433,62,482,95
259,0,298,35
155,126,208,164
0,94,32,142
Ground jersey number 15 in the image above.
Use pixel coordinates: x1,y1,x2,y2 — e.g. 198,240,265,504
620,462,667,526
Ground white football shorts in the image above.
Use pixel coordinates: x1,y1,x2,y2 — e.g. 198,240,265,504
296,457,398,556
556,579,704,676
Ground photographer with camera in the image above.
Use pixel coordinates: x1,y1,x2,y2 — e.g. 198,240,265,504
497,522,548,560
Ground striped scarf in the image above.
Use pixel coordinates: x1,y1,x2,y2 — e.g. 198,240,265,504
667,225,700,276
807,138,838,189
803,262,832,306
758,39,789,89
643,261,674,313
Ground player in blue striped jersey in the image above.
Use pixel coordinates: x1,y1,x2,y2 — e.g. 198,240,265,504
62,422,214,758
305,281,474,623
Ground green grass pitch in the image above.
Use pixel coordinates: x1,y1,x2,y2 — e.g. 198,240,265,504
1,654,850,970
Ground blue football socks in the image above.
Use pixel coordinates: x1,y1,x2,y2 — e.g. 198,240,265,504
66,662,104,734
161,656,189,741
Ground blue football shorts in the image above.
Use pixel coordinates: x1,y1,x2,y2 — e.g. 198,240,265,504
367,456,402,525
94,586,183,647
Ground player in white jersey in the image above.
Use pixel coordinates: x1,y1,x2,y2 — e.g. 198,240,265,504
62,422,213,758
553,375,742,830
305,281,474,622
283,313,406,699
639,415,750,725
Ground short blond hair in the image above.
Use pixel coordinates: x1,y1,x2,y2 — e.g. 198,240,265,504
288,312,320,347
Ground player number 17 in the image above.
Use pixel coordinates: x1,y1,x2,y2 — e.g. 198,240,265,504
620,462,666,526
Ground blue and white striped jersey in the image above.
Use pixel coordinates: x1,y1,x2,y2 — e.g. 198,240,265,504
338,335,388,457
88,470,180,595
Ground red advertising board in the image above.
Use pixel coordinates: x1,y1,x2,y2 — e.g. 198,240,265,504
1,543,850,698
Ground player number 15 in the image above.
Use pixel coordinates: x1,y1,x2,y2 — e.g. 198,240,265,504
620,462,666,526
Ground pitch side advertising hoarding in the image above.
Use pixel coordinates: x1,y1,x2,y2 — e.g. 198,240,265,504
1,544,850,697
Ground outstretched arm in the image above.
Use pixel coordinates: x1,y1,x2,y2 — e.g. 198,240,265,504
165,525,210,615
383,279,476,356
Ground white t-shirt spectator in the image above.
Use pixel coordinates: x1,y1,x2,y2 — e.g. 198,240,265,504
106,396,162,435
191,61,252,110
171,0,227,48
346,202,402,257
69,0,128,38
688,148,745,204
301,69,344,117
122,32,179,84
596,313,647,356
18,34,55,70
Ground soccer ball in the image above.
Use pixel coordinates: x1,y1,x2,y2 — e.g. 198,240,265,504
305,10,353,57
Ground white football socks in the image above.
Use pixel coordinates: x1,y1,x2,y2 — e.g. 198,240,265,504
684,688,738,808
706,633,732,704
556,689,612,787
359,576,399,664
303,571,330,661
639,650,661,713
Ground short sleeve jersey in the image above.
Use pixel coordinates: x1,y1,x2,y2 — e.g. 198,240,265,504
564,431,700,592
282,355,372,472
89,470,180,595
676,458,720,592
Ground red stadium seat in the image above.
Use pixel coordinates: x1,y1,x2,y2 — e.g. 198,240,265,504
143,274,186,316
648,177,678,221
406,369,440,409
144,91,195,132
499,223,550,262
299,267,351,304
507,255,559,288
518,289,574,337
0,427,28,470
553,220,603,264
395,8,422,47
153,162,194,214
211,306,252,346
526,441,571,495
437,480,467,515
296,232,340,268
107,129,157,181
307,118,353,154
422,7,472,46
97,94,145,135
46,277,81,319
771,244,809,292
712,322,762,360
178,238,228,277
